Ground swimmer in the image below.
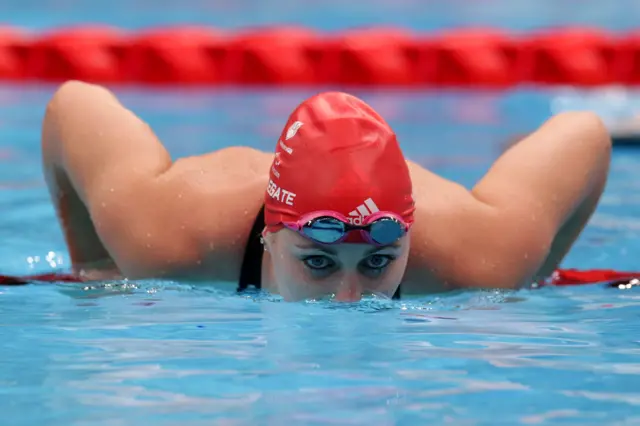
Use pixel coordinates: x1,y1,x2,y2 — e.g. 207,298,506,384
41,81,611,301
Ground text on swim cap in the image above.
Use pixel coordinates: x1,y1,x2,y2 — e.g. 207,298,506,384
271,152,282,178
279,140,293,154
267,179,296,206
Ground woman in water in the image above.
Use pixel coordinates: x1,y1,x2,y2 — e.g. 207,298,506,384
41,81,611,301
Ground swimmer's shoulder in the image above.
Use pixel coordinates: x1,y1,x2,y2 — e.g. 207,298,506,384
405,160,557,291
403,161,481,292
120,146,272,282
404,160,524,291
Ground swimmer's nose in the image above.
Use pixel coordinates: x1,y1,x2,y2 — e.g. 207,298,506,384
333,274,363,302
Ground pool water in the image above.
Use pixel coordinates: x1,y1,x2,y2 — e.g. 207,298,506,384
0,0,636,32
1,84,640,425
1,0,640,422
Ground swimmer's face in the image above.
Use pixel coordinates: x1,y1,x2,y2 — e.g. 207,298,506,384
264,229,410,302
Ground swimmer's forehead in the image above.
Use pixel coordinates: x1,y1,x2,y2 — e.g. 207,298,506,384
293,241,402,255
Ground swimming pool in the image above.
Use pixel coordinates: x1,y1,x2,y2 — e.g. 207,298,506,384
1,0,640,422
1,84,639,425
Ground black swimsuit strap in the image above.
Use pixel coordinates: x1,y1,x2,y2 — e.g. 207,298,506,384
237,206,265,292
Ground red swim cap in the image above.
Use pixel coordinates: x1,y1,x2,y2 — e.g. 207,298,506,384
264,92,415,236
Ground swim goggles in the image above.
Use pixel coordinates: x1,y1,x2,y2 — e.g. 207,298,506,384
279,210,410,246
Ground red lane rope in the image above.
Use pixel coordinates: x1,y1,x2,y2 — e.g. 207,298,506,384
550,268,640,286
0,268,637,287
0,26,639,86
0,272,79,285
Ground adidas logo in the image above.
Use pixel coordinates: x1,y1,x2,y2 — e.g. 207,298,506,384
348,198,379,225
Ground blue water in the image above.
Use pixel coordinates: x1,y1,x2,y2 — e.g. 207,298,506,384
0,0,636,32
1,1,640,424
1,85,640,425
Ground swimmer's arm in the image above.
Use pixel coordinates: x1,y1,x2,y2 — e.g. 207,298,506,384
470,111,611,287
42,80,178,276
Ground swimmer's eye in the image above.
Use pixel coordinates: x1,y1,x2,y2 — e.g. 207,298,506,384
302,255,336,271
361,254,395,272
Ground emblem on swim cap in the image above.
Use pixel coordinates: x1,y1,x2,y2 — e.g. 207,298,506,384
286,121,303,140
